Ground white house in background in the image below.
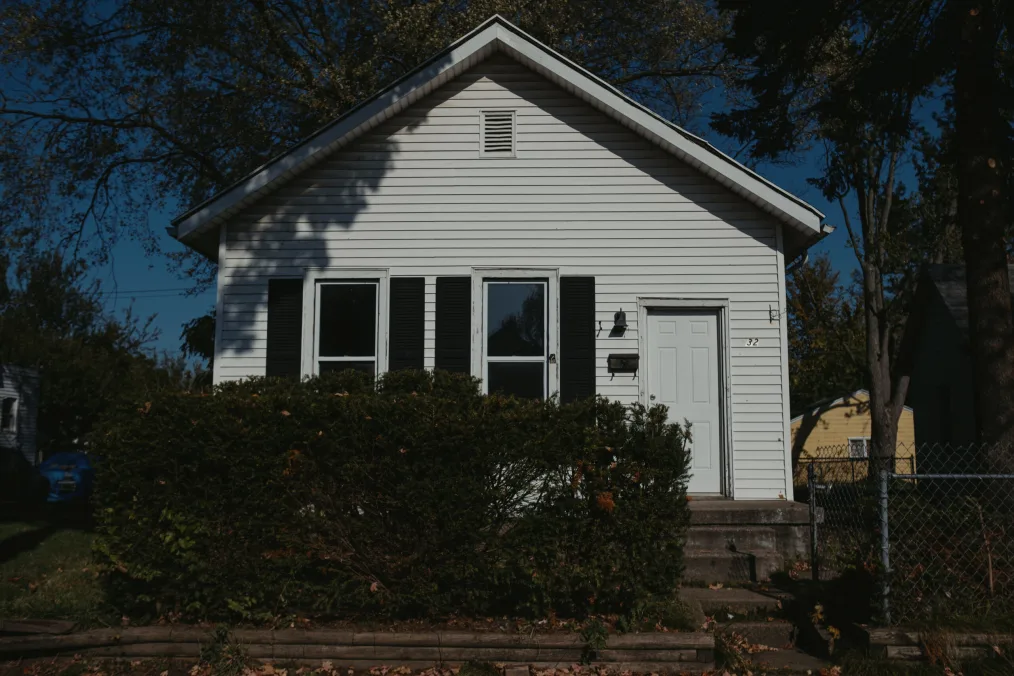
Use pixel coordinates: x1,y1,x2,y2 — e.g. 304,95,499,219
171,16,830,500
0,365,40,465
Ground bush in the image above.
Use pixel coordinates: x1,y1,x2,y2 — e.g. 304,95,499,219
91,370,691,622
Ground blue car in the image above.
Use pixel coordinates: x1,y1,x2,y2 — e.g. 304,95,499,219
39,452,95,502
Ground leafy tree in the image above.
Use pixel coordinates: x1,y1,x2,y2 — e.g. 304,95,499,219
181,309,215,366
0,250,199,454
786,255,865,415
718,0,1014,456
0,0,739,285
714,1,978,465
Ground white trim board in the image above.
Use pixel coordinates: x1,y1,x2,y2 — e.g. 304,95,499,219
171,16,828,259
299,268,391,378
470,267,560,397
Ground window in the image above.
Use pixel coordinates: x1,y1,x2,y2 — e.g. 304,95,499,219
848,437,870,459
484,280,547,399
1,397,16,432
314,281,379,376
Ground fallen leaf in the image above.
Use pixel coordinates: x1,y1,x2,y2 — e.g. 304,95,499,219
281,410,291,417
708,583,724,590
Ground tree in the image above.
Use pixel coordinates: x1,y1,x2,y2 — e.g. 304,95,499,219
718,0,1014,457
0,0,740,285
181,309,215,389
955,1,1014,451
0,250,198,454
715,1,943,467
786,255,865,415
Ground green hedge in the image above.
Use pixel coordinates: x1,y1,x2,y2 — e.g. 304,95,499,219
92,370,691,622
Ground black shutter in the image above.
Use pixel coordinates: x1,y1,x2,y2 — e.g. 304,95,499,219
435,277,471,372
560,276,596,402
389,277,425,371
266,279,303,378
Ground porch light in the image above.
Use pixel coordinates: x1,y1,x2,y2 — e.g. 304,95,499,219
614,309,627,330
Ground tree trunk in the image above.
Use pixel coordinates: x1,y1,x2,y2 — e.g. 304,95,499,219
864,263,900,472
956,0,1014,460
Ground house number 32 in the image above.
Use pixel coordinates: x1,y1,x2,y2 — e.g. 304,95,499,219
745,338,760,347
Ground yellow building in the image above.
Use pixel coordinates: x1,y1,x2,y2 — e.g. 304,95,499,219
790,389,916,484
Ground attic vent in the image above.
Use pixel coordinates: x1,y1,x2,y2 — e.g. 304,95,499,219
480,110,516,156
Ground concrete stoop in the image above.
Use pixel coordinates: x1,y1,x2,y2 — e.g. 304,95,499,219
678,588,831,674
685,499,809,584
680,587,781,617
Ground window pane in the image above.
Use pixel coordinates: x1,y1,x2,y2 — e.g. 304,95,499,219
318,284,376,357
1,397,15,430
318,361,375,377
488,362,544,399
487,283,545,357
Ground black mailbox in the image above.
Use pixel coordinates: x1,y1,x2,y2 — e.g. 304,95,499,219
607,353,639,373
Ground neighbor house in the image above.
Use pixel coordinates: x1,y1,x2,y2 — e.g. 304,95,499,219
790,389,916,484
903,264,1014,457
0,365,40,465
170,16,831,501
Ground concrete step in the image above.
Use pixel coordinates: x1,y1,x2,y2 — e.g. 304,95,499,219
688,499,809,526
684,550,783,584
747,648,831,673
720,620,795,649
680,587,781,616
687,525,778,552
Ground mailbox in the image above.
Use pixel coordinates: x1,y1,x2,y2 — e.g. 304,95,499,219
607,353,639,373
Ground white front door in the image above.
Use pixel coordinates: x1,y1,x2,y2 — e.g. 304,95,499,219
646,310,722,494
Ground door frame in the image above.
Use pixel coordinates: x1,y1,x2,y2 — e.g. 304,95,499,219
637,298,733,498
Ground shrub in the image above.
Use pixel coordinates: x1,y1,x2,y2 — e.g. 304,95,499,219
91,370,691,621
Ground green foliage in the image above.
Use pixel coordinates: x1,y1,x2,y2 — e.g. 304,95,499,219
787,254,865,413
91,370,691,622
579,618,609,663
199,626,249,676
0,251,209,455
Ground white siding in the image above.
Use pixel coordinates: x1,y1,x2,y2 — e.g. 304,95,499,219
216,55,791,499
0,366,40,465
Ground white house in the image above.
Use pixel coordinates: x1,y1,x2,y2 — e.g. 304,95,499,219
0,365,40,465
171,16,830,501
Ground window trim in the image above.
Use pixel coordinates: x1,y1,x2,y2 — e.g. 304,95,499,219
470,268,559,397
0,397,17,433
848,437,870,459
300,268,389,378
483,279,549,398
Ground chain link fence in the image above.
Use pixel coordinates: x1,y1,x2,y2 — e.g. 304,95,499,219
800,443,1014,626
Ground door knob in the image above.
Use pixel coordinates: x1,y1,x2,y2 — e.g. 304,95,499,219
650,394,656,401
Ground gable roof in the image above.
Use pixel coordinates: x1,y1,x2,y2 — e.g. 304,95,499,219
171,15,830,260
789,389,912,425
920,264,1014,340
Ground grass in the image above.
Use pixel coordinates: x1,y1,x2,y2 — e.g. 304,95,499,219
0,511,109,624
